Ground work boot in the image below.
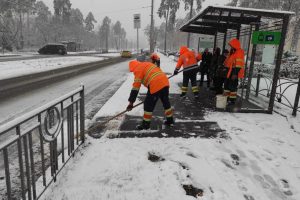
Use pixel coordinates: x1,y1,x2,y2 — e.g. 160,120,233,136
164,117,175,127
136,120,150,130
180,93,187,99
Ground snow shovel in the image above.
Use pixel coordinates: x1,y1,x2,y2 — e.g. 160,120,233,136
86,101,144,138
86,65,200,138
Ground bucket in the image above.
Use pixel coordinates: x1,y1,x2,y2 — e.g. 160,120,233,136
216,95,227,109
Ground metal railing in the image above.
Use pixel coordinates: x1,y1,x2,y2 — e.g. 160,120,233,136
249,67,300,116
0,86,85,200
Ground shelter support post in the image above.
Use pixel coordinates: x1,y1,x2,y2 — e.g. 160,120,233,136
236,26,241,39
241,26,253,100
245,24,259,101
222,31,227,52
268,15,290,114
213,32,217,50
197,37,201,52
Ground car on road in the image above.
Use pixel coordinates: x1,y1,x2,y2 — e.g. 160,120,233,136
121,50,132,58
166,51,177,57
38,43,67,55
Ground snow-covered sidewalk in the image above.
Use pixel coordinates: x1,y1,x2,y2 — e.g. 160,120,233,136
0,56,106,80
41,54,300,200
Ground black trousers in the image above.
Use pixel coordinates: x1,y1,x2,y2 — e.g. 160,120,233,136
200,64,210,87
182,68,199,95
224,78,239,102
144,86,171,114
156,60,160,67
215,76,225,94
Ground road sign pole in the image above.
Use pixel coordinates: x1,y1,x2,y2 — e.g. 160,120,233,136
134,13,141,54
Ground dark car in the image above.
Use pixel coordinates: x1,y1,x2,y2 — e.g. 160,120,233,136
38,44,67,55
167,51,177,57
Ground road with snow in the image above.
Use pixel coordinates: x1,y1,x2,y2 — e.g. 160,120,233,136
0,59,130,126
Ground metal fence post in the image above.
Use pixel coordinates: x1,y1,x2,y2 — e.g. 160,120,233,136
255,70,261,97
292,76,300,116
80,85,85,143
0,86,85,200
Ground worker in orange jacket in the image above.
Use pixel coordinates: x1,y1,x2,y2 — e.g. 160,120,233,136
224,38,245,104
127,60,174,130
150,53,160,67
174,46,200,99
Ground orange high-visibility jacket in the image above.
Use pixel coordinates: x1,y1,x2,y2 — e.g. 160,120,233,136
129,60,169,94
226,38,245,79
176,46,198,70
150,53,160,61
195,52,202,61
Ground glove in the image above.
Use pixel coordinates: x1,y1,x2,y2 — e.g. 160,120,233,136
173,69,179,75
126,102,134,111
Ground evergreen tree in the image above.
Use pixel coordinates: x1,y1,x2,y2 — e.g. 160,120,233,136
85,12,97,32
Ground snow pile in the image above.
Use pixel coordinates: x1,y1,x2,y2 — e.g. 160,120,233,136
41,54,300,200
0,56,105,80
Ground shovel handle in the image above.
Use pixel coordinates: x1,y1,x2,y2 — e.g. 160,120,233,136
87,64,199,134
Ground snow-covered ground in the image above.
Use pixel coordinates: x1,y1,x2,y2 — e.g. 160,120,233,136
0,56,105,80
0,53,20,57
40,54,300,200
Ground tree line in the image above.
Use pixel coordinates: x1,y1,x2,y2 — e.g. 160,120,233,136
144,0,299,53
0,0,128,52
144,0,205,53
227,0,300,52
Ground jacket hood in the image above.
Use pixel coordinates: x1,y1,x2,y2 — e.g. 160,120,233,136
228,38,241,50
150,53,157,59
179,46,189,55
129,60,141,72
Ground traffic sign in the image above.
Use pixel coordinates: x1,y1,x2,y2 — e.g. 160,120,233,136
252,31,281,45
134,14,141,29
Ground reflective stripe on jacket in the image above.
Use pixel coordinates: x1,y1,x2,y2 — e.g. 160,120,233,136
226,39,245,79
130,61,169,94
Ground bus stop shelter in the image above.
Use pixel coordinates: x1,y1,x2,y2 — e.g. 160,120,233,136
180,6,295,114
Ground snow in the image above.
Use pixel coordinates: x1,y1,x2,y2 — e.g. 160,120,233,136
0,56,105,80
39,54,300,200
213,6,295,15
0,53,20,57
0,60,129,126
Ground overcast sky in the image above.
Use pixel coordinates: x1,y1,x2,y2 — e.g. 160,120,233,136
42,0,230,48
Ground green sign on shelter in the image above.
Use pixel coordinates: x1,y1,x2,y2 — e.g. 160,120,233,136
252,31,282,45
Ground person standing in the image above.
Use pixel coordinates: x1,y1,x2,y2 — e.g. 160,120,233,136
210,47,221,90
199,48,212,87
150,52,161,67
173,46,200,99
224,38,245,105
127,60,174,130
215,49,229,94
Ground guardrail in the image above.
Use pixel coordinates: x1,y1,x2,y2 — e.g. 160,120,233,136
0,86,85,200
250,68,300,116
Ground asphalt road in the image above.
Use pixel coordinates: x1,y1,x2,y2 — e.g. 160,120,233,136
0,59,130,126
0,51,117,62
